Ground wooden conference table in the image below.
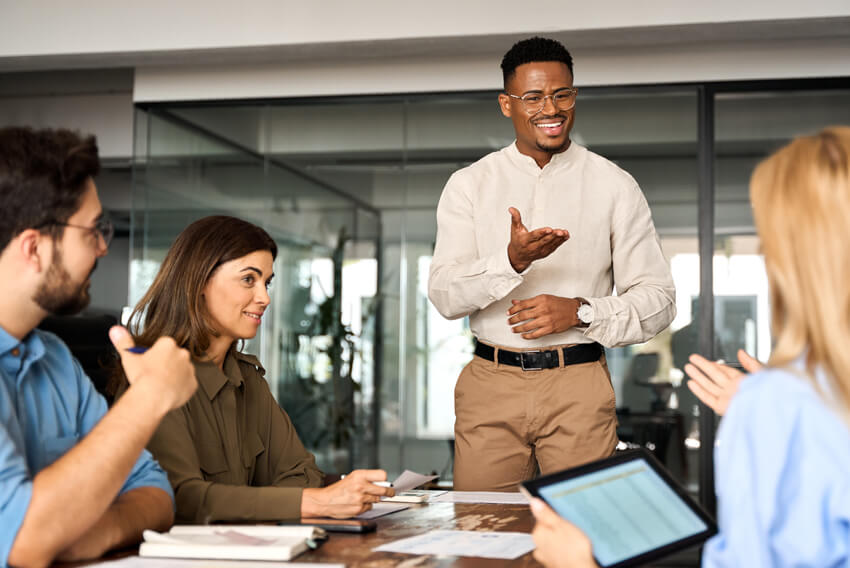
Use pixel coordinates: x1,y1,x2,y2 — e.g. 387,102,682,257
68,502,541,567
304,501,539,567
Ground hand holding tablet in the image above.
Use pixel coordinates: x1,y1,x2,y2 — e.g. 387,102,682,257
521,449,716,568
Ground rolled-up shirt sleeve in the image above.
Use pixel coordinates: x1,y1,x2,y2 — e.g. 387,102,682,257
428,171,525,320
583,181,675,348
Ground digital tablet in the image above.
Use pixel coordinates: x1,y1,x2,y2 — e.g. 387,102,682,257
521,448,717,568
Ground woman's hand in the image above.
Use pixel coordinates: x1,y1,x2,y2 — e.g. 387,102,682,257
530,498,599,568
301,469,394,519
685,349,762,415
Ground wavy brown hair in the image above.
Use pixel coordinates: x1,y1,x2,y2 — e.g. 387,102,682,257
109,215,276,395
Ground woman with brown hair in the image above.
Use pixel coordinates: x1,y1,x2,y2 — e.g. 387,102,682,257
529,127,850,567
114,215,392,524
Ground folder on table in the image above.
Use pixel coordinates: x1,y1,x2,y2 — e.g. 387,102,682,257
139,525,324,561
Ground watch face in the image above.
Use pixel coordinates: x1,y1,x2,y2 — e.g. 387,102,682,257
578,304,594,324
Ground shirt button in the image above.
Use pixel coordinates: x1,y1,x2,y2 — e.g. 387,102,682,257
11,348,20,357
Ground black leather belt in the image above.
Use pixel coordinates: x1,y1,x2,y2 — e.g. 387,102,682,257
474,340,602,371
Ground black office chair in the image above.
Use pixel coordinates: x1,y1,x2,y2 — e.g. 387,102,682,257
617,352,684,478
38,314,118,403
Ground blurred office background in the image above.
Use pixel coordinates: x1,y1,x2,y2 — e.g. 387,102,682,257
2,0,849,520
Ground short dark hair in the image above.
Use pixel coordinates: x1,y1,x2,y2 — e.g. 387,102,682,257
0,126,100,253
501,36,574,87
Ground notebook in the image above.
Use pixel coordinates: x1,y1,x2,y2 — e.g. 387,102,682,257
139,525,323,561
521,448,717,568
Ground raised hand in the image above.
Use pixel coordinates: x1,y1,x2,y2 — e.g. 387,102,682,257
109,325,197,411
301,469,395,519
507,207,569,273
685,349,762,416
508,294,580,339
530,498,598,568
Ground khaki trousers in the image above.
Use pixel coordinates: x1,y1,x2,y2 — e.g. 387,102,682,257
453,347,619,491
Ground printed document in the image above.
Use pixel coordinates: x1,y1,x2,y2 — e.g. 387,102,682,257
430,491,529,505
375,529,535,559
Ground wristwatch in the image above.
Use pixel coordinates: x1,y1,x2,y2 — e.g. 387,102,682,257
576,299,594,326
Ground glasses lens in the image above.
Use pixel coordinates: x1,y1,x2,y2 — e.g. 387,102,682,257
97,218,114,247
521,94,545,114
553,90,577,110
520,90,576,114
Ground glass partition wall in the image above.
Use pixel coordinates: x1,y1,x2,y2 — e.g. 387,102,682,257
132,79,850,513
132,106,381,473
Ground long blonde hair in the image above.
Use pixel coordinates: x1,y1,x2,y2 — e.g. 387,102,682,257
751,126,850,412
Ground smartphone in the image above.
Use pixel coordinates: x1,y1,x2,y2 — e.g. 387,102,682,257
295,518,377,533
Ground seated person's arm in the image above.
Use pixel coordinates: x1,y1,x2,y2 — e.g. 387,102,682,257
55,486,172,562
301,469,394,518
148,390,392,522
8,329,195,567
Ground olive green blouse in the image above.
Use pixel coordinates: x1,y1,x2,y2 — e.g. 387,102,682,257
145,350,324,523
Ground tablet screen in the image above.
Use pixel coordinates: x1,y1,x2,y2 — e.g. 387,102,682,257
529,451,713,567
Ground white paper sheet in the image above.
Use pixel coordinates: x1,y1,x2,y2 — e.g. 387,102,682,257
355,502,409,519
90,558,343,568
391,469,439,492
375,529,535,559
429,491,529,505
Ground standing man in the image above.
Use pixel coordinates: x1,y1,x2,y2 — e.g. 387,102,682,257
0,127,198,566
428,37,675,491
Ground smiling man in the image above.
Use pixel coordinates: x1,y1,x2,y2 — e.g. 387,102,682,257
0,127,198,566
428,37,675,491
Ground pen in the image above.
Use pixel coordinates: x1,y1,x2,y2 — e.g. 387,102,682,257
340,475,392,487
126,347,148,354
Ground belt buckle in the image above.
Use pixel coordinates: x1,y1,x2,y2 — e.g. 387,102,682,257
520,350,543,371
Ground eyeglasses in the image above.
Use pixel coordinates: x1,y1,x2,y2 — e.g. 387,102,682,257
47,217,115,248
505,87,578,114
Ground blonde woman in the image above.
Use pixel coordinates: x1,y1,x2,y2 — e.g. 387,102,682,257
530,126,850,567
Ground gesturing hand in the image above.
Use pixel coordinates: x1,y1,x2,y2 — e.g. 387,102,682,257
685,349,762,416
530,498,598,568
301,469,395,519
508,294,580,339
109,325,197,412
507,207,569,273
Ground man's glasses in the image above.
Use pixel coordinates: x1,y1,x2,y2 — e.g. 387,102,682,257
46,217,115,248
505,87,578,114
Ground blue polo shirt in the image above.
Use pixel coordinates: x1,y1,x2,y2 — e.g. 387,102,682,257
0,325,173,565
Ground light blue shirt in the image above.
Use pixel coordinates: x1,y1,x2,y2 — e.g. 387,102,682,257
703,362,850,567
0,325,173,566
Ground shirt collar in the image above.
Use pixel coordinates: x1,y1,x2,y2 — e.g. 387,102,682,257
0,325,47,382
505,140,583,175
195,350,245,400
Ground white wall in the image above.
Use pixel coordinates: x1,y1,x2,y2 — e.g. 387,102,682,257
2,1,848,58
132,37,850,102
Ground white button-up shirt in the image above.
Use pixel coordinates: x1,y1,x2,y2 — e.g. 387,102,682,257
428,141,675,349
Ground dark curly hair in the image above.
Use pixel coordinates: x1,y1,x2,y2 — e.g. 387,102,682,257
0,126,100,253
501,36,574,87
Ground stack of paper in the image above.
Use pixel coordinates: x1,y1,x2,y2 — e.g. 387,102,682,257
139,525,322,561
